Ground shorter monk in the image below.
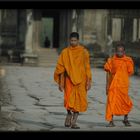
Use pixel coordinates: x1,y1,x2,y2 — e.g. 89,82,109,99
104,42,134,127
54,32,92,129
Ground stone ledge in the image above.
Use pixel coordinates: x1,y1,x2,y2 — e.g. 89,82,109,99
20,53,38,58
20,53,38,66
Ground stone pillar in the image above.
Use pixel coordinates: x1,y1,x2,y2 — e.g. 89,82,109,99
83,10,108,52
133,18,137,42
112,18,121,41
22,9,38,65
25,9,33,54
67,10,73,37
0,10,2,56
0,10,3,57
32,10,42,52
0,10,2,57
72,10,78,32
71,10,84,42
59,10,68,48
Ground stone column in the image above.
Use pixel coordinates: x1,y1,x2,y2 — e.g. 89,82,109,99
72,10,78,32
32,10,42,52
22,9,38,65
112,18,121,41
0,10,2,56
25,9,33,54
59,10,68,48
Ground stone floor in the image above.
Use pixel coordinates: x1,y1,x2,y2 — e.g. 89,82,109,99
0,65,140,131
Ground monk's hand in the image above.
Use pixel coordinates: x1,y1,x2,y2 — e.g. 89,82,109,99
59,84,64,92
86,81,91,91
106,87,109,96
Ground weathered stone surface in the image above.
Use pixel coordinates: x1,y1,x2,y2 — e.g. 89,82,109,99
0,66,140,131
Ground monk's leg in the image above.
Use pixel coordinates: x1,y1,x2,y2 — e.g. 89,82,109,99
107,115,115,127
123,114,131,126
64,110,73,127
71,111,80,129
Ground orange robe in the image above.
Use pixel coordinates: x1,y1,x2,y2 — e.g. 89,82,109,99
54,45,92,112
104,55,134,121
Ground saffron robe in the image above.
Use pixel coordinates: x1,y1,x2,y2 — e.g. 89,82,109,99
54,45,92,112
104,55,134,121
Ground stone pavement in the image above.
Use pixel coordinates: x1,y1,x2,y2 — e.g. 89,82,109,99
0,65,140,131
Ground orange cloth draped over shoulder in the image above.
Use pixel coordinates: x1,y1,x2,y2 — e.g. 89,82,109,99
104,55,134,121
54,45,92,112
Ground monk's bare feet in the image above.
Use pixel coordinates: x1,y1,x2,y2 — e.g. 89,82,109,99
123,120,131,127
106,121,115,127
71,124,80,129
65,114,72,127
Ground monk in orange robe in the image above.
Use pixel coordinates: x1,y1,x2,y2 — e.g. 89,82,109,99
54,32,92,129
104,42,134,127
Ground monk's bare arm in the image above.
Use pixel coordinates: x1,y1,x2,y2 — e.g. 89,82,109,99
106,72,111,95
127,59,134,76
86,77,91,91
58,74,64,92
84,49,92,90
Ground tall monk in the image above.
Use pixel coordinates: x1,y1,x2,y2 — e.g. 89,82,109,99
54,32,92,129
104,42,134,127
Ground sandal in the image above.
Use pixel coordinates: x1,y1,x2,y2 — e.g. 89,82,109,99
106,121,115,127
123,120,131,127
71,124,80,129
64,114,72,127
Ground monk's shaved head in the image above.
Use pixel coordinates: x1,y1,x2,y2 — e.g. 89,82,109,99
115,42,125,58
69,32,79,39
115,42,125,52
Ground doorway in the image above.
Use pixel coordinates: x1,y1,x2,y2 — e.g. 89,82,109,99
41,17,54,48
40,10,60,49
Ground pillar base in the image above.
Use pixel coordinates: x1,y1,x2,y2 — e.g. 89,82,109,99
21,53,38,66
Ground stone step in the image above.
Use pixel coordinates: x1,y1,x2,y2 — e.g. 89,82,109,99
38,57,57,60
38,64,57,67
38,54,58,57
38,53,58,55
39,58,58,60
38,49,107,68
38,62,57,64
38,55,58,57
37,48,58,67
38,61,57,64
38,49,58,52
38,51,58,53
38,57,58,60
90,57,106,68
38,64,56,67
